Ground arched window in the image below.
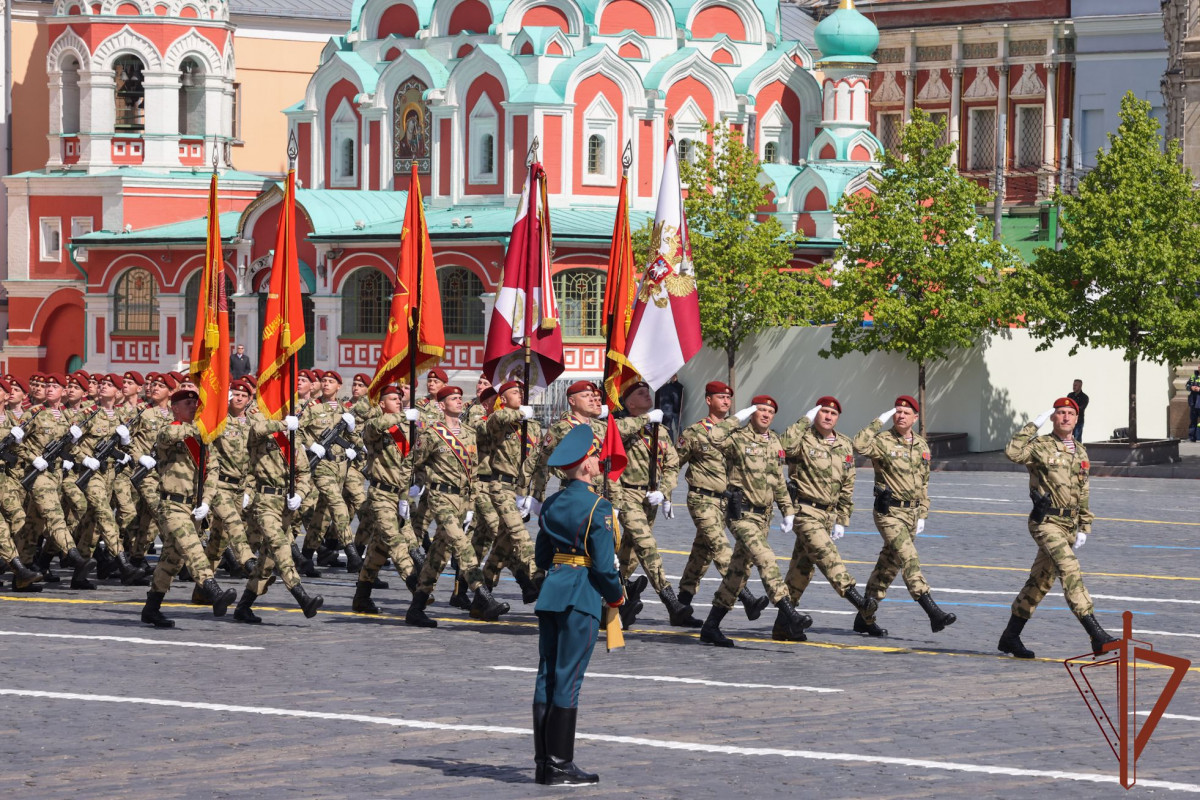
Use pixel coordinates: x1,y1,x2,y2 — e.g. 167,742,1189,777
438,267,484,336
678,138,693,164
114,268,158,334
114,54,145,132
183,270,236,335
552,269,606,338
61,57,81,134
178,57,205,136
587,134,604,175
480,133,495,175
341,138,356,177
341,268,391,336
763,141,778,164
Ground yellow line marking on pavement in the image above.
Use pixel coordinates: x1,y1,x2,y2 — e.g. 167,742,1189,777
932,509,1200,526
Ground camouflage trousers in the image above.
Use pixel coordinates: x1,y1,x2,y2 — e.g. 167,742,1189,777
77,468,123,557
482,481,538,586
111,470,138,543
410,490,432,547
131,474,163,558
247,493,303,595
202,485,254,569
863,509,931,621
356,486,417,584
613,486,669,593
786,510,856,603
20,470,75,561
63,474,88,540
304,460,352,550
470,478,501,563
345,464,368,547
712,511,788,610
1012,518,1094,619
416,490,484,595
0,472,27,563
678,492,731,597
151,499,215,594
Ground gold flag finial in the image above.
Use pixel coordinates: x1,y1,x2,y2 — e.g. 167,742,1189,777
839,0,855,9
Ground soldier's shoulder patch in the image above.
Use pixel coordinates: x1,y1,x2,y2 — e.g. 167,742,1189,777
845,453,854,464
677,436,685,448
922,451,931,461
1080,460,1090,471
604,514,613,529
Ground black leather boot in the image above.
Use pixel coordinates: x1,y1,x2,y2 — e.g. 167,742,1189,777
404,570,420,596
449,572,472,610
844,585,878,617
65,548,97,590
739,588,769,621
315,545,340,568
294,543,321,578
678,588,694,608
699,605,734,647
343,544,363,573
372,577,390,589
190,583,209,605
1080,613,1118,655
543,706,598,785
243,557,259,577
853,611,888,637
660,585,702,627
288,584,324,618
219,547,241,578
36,549,60,583
774,598,812,641
204,578,236,617
95,546,116,580
233,589,261,623
7,556,42,589
532,702,549,784
353,580,379,614
516,570,540,604
116,551,147,586
916,593,957,633
409,545,426,576
470,584,510,621
773,603,808,641
405,591,437,627
618,579,644,630
998,613,1035,659
141,591,174,628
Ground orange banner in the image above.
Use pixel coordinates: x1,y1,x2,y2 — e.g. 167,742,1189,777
189,169,230,443
603,172,640,410
257,168,307,419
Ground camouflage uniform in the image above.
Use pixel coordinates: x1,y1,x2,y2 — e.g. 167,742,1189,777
468,412,501,571
343,397,370,549
73,405,135,558
676,417,733,598
357,411,419,586
15,405,78,562
780,414,858,602
129,404,175,558
408,395,444,541
245,418,314,596
1005,424,1095,619
482,407,543,587
299,400,354,551
412,418,485,595
529,414,608,500
0,410,31,565
203,413,255,571
613,420,679,593
149,421,216,594
851,420,932,620
60,405,95,533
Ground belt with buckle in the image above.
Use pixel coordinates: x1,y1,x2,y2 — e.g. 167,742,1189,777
257,484,286,496
428,481,463,495
163,491,196,505
795,495,835,512
552,553,592,567
371,479,404,495
218,471,242,486
495,473,521,486
688,486,725,499
1048,505,1078,517
620,481,649,491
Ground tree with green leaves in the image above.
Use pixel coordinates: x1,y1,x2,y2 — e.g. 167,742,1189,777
634,123,809,394
813,109,1025,430
1023,92,1200,442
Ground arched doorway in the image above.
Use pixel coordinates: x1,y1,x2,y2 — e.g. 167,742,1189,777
40,301,85,373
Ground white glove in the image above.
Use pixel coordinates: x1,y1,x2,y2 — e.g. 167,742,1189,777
341,412,356,432
33,456,48,472
646,409,664,424
344,447,357,461
286,493,302,511
191,502,210,521
780,514,795,534
242,493,251,509
598,405,609,420
118,452,130,465
734,405,756,423
1033,408,1056,428
832,523,845,540
116,424,131,445
407,484,423,499
284,415,299,431
10,427,23,442
612,508,619,523
646,490,665,506
82,456,101,471
517,495,532,521
877,408,897,425
662,500,674,519
398,499,411,519
916,518,925,535
613,554,620,570
805,405,821,422
528,498,543,517
138,455,156,470
62,459,74,471
463,510,474,527
69,425,83,441
519,405,533,420
404,408,421,423
1074,531,1087,550
309,442,327,459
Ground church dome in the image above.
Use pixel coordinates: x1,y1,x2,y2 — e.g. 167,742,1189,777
814,0,879,65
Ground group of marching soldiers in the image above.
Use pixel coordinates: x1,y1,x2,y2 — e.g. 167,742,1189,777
0,365,1117,657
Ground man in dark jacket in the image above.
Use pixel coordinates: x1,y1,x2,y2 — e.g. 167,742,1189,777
229,344,252,379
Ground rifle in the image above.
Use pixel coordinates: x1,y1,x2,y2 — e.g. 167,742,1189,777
308,418,354,472
21,408,102,491
75,429,128,490
648,420,660,492
1029,486,1053,524
0,406,44,468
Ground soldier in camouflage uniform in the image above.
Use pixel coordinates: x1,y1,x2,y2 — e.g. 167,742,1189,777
202,378,258,578
138,388,238,628
128,373,177,568
699,395,812,647
0,390,41,589
299,370,363,572
779,396,877,631
111,371,145,560
676,380,767,620
999,397,1117,658
60,372,94,531
852,395,956,636
464,373,492,426
408,368,448,546
404,384,509,627
343,373,372,548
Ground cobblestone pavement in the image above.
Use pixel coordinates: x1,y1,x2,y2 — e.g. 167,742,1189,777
2,472,1198,799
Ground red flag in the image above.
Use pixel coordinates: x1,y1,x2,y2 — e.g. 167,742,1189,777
367,164,444,402
483,161,564,388
601,413,627,482
189,170,230,443
256,168,307,419
603,171,641,410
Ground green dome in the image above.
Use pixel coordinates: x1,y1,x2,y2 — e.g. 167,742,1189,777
814,0,879,65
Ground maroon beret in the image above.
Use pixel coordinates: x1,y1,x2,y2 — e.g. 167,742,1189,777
297,369,314,382
815,395,841,414
895,395,919,413
230,379,254,395
7,376,27,393
567,380,600,396
171,388,199,404
352,373,371,386
379,384,402,398
436,385,463,401
102,373,124,387
1053,397,1079,414
428,367,449,383
322,370,342,384
497,380,523,397
123,370,145,386
705,381,733,396
751,394,778,411
479,386,498,404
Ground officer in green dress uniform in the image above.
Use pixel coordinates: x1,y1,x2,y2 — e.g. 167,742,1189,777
532,424,624,786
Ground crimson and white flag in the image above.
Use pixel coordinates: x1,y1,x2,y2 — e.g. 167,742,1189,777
623,136,702,390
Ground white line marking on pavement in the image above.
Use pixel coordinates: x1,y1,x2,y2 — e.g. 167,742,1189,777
0,631,263,651
488,666,842,693
1,689,1195,792
1138,711,1200,722
932,588,1200,605
928,495,1014,503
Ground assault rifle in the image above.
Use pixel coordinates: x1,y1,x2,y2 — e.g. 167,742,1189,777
0,407,43,468
75,428,130,490
21,408,102,491
308,418,354,473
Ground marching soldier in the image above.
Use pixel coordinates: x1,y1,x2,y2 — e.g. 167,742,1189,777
127,372,177,569
779,396,877,624
464,373,493,425
299,370,362,572
344,373,372,547
852,396,956,636
202,378,258,578
0,395,40,589
451,384,500,609
408,368,448,544
999,398,1117,658
699,396,811,647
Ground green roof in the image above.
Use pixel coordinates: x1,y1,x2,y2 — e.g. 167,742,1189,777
998,211,1052,264
75,212,242,244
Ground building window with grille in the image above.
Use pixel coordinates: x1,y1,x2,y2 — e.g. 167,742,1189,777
114,55,145,133
582,95,617,185
763,141,778,164
678,138,693,164
926,111,949,145
178,57,205,136
184,270,236,335
1015,105,1044,169
341,268,391,337
114,268,159,334
877,112,902,153
438,267,485,337
587,135,604,175
39,218,62,262
469,97,499,184
968,107,996,170
553,268,606,339
330,98,358,187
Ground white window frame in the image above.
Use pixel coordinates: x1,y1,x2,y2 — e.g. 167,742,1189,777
581,95,617,186
674,98,705,168
968,106,996,171
70,216,93,263
39,218,62,262
759,102,792,165
1014,103,1044,169
469,96,499,185
330,98,359,188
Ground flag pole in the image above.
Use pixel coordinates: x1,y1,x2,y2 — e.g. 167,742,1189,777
409,166,420,445
603,140,633,415
286,131,298,500
520,136,540,472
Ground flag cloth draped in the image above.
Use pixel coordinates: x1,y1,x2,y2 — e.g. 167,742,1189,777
189,170,230,443
256,167,307,419
367,163,445,402
600,413,627,483
602,172,641,411
482,161,564,388
622,135,703,390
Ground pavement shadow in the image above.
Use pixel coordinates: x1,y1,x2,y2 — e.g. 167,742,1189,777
390,757,530,784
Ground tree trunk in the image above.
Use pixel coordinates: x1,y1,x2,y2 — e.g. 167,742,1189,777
727,345,737,405
1128,354,1138,443
917,360,926,435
